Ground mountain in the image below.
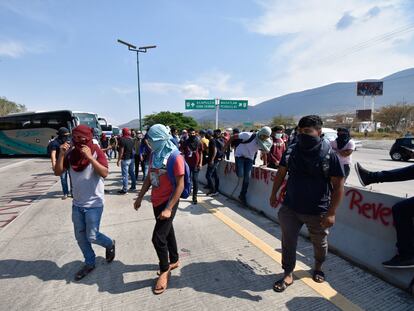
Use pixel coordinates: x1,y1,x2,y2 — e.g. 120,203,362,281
121,68,414,128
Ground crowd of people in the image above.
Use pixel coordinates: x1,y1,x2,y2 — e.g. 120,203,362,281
47,114,413,295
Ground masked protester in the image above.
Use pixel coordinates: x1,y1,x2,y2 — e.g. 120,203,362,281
225,126,272,205
181,128,203,204
49,127,72,199
265,126,287,169
269,115,345,293
54,125,115,281
330,128,355,179
117,128,137,194
133,124,184,295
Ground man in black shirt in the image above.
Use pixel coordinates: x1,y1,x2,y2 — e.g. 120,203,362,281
269,115,345,292
117,128,136,194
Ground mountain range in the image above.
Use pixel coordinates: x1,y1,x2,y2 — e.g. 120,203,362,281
120,68,414,128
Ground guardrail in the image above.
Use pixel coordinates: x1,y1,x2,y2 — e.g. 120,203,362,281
199,160,414,290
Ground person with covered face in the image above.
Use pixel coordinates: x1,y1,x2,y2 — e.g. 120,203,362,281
269,115,345,293
54,125,115,281
330,128,355,180
133,124,184,295
226,126,272,205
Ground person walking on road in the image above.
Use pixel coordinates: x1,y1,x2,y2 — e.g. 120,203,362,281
205,129,222,196
181,128,203,204
117,128,136,194
355,162,414,268
133,131,143,180
226,126,272,205
133,124,184,295
330,128,355,180
269,115,345,292
264,126,287,169
109,134,118,159
49,127,72,199
54,125,115,281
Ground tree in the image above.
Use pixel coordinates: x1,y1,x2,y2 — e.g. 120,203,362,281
143,111,198,130
271,114,296,128
0,97,26,116
197,120,215,130
375,103,414,132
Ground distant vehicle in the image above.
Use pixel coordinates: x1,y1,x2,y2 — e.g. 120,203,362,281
322,127,362,151
98,117,119,137
389,137,414,161
0,110,102,156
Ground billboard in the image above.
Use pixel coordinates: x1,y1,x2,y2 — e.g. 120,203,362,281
357,82,383,96
356,109,372,121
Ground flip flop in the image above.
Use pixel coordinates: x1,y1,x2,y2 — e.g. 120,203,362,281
156,261,180,276
313,270,325,283
273,278,293,293
153,271,171,295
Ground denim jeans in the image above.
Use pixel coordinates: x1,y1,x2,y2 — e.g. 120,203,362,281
235,156,254,199
121,159,136,191
60,170,70,195
142,160,149,180
206,162,220,192
372,165,414,257
72,205,113,266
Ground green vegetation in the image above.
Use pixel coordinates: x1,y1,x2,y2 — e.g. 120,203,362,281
0,97,26,116
143,111,198,130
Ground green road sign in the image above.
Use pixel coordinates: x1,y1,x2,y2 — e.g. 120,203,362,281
243,122,253,126
219,99,248,110
185,99,216,110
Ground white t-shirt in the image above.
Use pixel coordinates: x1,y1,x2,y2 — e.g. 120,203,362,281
235,132,260,160
330,139,355,166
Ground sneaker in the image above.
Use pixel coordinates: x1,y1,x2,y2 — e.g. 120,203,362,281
354,163,374,187
238,195,247,205
207,190,218,196
192,199,198,205
117,189,128,195
382,255,414,268
74,264,95,281
62,194,68,200
211,191,219,196
106,240,116,263
129,187,136,191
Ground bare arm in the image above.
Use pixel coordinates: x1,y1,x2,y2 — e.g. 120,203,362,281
54,142,70,176
50,150,57,170
338,149,353,157
166,175,184,211
134,173,152,210
270,166,287,199
321,176,345,228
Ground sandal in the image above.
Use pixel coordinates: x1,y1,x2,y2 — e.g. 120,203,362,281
153,271,171,295
157,261,180,276
273,278,293,292
313,270,325,283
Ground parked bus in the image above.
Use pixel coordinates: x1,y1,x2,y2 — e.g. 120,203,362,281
0,110,101,156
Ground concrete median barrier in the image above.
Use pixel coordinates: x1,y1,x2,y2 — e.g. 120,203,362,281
199,160,414,290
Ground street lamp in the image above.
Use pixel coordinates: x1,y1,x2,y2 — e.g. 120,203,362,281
117,39,156,132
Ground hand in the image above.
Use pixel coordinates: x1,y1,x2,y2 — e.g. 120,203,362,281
321,214,335,228
197,164,202,170
158,208,172,220
269,193,278,208
134,196,143,211
117,160,120,167
59,142,70,153
81,146,93,160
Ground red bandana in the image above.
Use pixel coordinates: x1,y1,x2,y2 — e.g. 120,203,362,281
69,125,99,172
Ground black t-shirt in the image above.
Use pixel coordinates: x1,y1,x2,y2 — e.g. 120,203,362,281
119,137,134,160
49,137,69,158
280,142,344,215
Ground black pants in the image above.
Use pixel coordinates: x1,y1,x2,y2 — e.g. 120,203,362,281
190,168,199,201
373,165,414,257
134,154,143,180
152,201,179,272
206,162,220,192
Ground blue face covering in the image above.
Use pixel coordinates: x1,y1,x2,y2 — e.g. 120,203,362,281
147,124,178,169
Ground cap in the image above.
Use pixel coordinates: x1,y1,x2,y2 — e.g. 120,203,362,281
57,127,70,136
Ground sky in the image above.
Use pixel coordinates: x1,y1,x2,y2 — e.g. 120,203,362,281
1,0,414,125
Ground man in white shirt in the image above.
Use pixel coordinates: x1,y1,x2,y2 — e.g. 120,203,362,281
330,128,355,179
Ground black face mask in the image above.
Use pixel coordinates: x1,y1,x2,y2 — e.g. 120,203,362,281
336,133,350,149
297,133,321,150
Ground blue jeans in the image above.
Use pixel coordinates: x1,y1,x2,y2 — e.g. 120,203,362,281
121,159,136,191
72,205,113,266
60,170,70,195
235,156,254,199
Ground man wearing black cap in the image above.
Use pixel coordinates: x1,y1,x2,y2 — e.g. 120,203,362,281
49,127,72,199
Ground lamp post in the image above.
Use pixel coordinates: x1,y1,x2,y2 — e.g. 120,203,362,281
117,39,156,132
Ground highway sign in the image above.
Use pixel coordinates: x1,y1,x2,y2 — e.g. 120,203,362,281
185,99,216,110
219,99,248,110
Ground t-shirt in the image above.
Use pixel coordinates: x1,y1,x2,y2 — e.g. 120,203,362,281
182,140,203,169
64,148,108,208
200,137,209,150
280,143,345,215
268,138,286,165
207,139,216,162
49,138,69,159
234,132,260,160
330,139,355,166
150,153,185,207
118,137,134,160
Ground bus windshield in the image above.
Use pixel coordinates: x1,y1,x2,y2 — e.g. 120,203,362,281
74,113,101,130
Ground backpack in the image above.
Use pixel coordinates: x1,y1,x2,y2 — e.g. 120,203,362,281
167,150,192,199
214,138,225,159
240,133,256,144
285,141,331,179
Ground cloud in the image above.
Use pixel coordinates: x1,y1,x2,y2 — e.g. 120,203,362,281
112,86,136,95
0,41,26,58
246,0,414,96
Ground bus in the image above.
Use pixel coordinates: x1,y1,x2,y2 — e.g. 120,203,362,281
0,110,101,156
98,117,119,138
